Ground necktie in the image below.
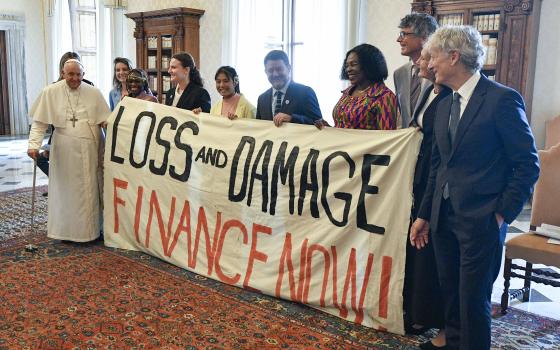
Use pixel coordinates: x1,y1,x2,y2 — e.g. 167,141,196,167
448,92,461,144
274,91,283,116
410,66,421,114
443,92,461,199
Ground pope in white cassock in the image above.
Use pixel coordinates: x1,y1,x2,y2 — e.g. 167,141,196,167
27,59,110,242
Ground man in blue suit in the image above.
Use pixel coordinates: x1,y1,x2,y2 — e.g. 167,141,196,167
256,50,322,126
410,26,539,350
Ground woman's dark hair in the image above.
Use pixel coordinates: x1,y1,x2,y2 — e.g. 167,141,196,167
340,44,388,83
126,68,150,94
214,66,240,94
172,52,203,87
58,51,81,81
112,57,133,89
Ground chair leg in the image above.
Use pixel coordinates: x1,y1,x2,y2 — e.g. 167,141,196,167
522,262,532,302
501,257,512,315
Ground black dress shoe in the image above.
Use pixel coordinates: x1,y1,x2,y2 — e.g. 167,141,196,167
405,324,429,335
419,340,448,350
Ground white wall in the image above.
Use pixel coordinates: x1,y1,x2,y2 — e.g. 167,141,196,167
0,0,47,108
531,0,560,149
4,0,555,143
361,0,410,93
125,0,224,104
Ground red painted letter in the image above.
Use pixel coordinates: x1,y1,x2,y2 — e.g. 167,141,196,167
243,223,272,292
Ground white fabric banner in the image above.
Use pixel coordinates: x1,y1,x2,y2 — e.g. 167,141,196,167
103,97,422,334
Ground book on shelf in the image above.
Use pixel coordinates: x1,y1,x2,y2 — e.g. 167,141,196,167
481,35,497,66
147,36,157,49
162,55,170,70
147,76,158,93
162,76,171,92
439,14,463,26
474,14,500,32
148,56,156,70
487,38,497,65
482,34,490,52
162,36,172,48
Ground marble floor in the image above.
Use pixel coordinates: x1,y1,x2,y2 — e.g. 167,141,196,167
1,135,559,321
0,136,48,192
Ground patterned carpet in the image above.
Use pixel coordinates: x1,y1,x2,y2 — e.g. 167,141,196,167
1,187,559,349
0,186,48,248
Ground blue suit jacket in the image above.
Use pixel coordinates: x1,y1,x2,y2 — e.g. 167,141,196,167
418,75,539,233
256,81,322,124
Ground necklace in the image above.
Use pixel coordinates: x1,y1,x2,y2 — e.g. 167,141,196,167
65,85,81,127
358,85,371,94
352,84,371,97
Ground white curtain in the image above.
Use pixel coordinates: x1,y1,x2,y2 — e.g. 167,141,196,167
47,0,118,102
96,6,113,100
223,0,363,124
49,0,73,81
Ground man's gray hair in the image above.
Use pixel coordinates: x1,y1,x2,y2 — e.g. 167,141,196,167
399,13,438,39
425,25,487,73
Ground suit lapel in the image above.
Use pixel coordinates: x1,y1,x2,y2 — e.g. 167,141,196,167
166,89,175,105
282,83,296,114
435,94,453,158
412,84,434,127
449,77,488,158
177,83,193,108
412,79,433,118
264,88,273,119
400,63,412,119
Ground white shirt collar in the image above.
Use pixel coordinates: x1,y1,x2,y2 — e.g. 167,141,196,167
175,84,184,96
454,72,481,118
456,72,481,106
272,83,289,97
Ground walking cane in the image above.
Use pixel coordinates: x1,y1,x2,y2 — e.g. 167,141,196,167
25,158,39,252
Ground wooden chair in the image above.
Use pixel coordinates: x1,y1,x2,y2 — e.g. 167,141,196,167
500,143,560,314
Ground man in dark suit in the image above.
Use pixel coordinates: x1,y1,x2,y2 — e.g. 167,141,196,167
410,26,539,350
256,50,322,127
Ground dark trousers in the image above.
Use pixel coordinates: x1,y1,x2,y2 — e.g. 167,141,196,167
36,153,49,177
433,199,506,350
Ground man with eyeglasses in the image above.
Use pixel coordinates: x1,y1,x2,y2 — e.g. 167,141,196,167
394,13,438,128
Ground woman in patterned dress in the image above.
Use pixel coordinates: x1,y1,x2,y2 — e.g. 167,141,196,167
326,44,399,130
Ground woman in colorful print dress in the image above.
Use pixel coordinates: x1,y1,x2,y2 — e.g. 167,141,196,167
330,44,399,130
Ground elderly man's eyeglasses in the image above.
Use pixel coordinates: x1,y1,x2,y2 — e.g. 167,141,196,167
398,31,416,40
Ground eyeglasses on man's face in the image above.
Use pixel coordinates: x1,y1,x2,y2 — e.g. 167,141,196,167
398,31,416,40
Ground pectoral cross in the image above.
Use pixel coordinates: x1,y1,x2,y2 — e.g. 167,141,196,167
69,114,78,127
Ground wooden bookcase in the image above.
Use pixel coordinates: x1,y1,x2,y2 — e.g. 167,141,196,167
412,0,541,120
125,7,205,103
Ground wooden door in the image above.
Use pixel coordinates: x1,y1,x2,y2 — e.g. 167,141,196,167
0,31,10,135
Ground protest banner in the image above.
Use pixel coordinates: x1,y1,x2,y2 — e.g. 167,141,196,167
104,97,422,334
